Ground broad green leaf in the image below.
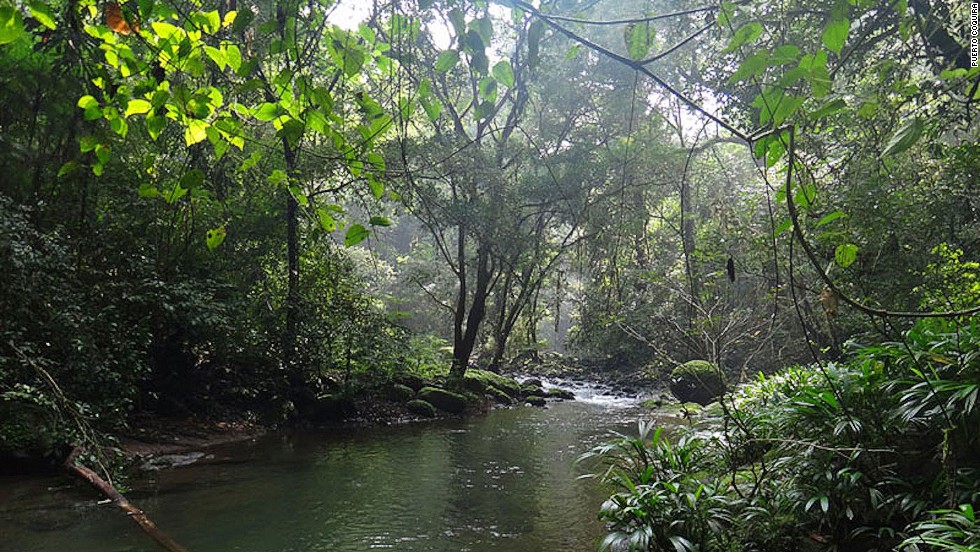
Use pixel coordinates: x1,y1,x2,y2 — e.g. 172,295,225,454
204,45,226,70
799,51,831,97
435,50,459,73
253,102,279,121
772,94,804,125
724,22,762,53
77,95,99,109
774,218,793,236
206,226,226,251
810,98,847,120
344,223,369,247
368,175,383,199
28,0,56,30
138,183,160,198
267,169,287,185
317,208,336,232
770,44,800,64
288,185,308,207
369,216,391,227
163,183,188,204
185,119,208,145
729,51,768,84
881,117,924,157
816,211,846,227
835,243,858,268
0,6,25,44
124,99,152,117
421,97,441,122
225,44,242,72
492,60,515,88
625,22,654,60
240,151,261,172
822,17,850,55
57,161,79,177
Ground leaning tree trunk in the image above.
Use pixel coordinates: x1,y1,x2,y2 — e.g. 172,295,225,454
64,448,187,552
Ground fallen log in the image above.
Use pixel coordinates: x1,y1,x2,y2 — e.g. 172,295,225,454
64,447,188,552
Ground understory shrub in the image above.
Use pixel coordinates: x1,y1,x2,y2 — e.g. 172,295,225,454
584,317,980,551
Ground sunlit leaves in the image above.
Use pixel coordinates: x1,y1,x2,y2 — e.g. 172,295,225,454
124,99,152,117
822,17,850,55
184,119,208,145
0,5,25,44
835,243,858,268
816,211,846,227
254,102,280,121
206,226,226,251
28,0,56,30
344,224,369,247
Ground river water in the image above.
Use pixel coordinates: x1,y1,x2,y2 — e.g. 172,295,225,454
0,384,665,551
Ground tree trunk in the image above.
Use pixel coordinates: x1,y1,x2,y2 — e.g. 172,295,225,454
282,141,301,385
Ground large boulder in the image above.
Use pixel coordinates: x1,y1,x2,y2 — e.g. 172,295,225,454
417,386,469,414
668,360,727,405
406,399,438,417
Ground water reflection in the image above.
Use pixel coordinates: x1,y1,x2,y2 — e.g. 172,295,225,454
0,394,653,551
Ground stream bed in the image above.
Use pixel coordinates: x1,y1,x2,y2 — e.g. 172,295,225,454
0,384,670,551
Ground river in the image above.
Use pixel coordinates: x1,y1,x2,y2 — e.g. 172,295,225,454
0,383,666,551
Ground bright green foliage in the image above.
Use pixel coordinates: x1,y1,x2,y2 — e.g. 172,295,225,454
586,318,980,550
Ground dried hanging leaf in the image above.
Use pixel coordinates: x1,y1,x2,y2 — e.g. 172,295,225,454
106,2,138,35
820,286,838,319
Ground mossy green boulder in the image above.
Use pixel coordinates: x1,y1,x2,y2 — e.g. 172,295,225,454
464,369,523,398
406,399,438,417
668,360,727,405
417,386,469,414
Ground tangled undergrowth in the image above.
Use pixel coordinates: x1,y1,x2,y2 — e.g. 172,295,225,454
583,317,980,552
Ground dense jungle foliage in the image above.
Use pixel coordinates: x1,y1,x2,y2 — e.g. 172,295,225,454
0,0,977,548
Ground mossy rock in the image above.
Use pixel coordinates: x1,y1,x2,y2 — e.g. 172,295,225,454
521,384,544,397
486,386,514,405
461,375,488,394
464,369,523,397
669,360,726,405
417,386,468,414
383,383,416,402
546,387,575,400
406,399,437,418
393,373,426,392
524,396,547,407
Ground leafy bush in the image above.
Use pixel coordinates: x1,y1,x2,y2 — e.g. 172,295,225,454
587,317,980,551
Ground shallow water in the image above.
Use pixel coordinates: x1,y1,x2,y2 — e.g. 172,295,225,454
0,389,667,551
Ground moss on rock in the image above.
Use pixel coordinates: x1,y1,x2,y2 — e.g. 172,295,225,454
417,386,469,414
668,360,727,405
406,399,438,417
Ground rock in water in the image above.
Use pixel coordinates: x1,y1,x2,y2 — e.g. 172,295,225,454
669,360,727,405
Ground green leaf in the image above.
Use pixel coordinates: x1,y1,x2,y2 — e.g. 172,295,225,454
28,0,56,30
816,211,846,227
724,22,762,53
0,6,25,44
729,51,768,84
225,44,242,72
881,117,924,157
180,168,205,189
204,45,226,70
138,182,160,198
435,50,459,73
772,94,804,125
206,226,226,251
124,99,152,117
369,216,391,227
185,119,209,145
267,169,288,186
835,243,858,268
77,95,99,109
492,60,515,88
368,175,384,199
625,22,654,60
316,208,336,232
822,17,850,55
810,98,847,120
163,183,188,204
254,102,280,121
344,223,369,247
